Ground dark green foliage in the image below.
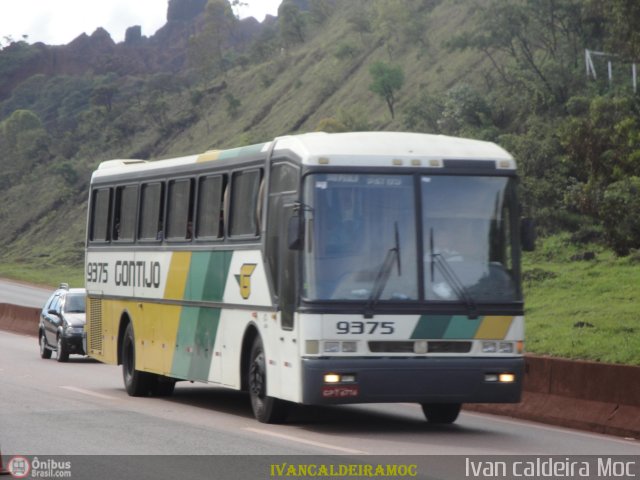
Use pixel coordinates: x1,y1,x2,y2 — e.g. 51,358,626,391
279,2,306,47
600,177,640,256
334,42,358,60
368,61,404,118
225,93,241,118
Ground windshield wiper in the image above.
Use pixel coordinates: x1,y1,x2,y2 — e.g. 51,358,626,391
364,222,401,318
429,228,478,319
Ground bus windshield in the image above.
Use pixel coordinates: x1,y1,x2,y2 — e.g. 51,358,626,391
302,173,520,304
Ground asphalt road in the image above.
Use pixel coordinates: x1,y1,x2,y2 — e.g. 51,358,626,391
0,278,52,308
1,331,638,479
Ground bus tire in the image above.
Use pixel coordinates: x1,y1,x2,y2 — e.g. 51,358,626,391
248,336,289,424
122,322,154,396
421,403,461,424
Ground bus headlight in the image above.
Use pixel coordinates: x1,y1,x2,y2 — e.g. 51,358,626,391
499,373,516,383
324,373,340,383
341,341,357,353
323,341,357,353
498,342,514,353
482,341,497,353
324,342,340,353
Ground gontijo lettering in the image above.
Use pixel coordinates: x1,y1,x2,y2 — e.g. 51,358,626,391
87,260,162,288
270,463,418,477
115,260,161,287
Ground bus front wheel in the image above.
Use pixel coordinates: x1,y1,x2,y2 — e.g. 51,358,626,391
122,322,154,396
248,336,289,424
421,403,461,424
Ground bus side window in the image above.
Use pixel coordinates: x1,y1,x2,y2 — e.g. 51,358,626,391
229,169,262,238
113,185,138,242
195,175,226,240
138,182,164,241
90,188,111,242
166,178,194,241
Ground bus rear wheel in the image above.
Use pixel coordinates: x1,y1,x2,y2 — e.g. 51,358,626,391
248,336,289,424
122,323,154,396
421,403,461,424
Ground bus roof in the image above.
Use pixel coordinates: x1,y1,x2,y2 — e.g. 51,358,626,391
273,131,514,167
91,132,515,181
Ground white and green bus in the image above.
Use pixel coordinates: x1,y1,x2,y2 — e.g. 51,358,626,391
85,131,533,424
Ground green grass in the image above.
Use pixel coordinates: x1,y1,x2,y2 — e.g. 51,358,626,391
0,262,84,289
523,234,640,365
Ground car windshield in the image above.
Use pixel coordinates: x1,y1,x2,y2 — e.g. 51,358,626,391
64,293,86,313
301,173,521,304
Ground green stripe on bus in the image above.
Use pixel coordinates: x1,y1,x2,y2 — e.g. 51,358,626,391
172,306,221,381
442,315,481,339
217,143,266,160
410,315,452,339
186,251,233,302
172,306,199,379
410,315,482,339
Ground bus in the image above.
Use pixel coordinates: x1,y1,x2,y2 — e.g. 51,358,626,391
85,131,534,424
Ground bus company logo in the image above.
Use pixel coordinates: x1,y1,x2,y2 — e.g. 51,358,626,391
7,456,30,478
235,264,257,299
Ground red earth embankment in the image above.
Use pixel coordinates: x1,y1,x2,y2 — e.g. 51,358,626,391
466,355,640,438
0,303,40,336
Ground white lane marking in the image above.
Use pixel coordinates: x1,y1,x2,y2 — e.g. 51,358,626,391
60,386,118,400
244,427,369,454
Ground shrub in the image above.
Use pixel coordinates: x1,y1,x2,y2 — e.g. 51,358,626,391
599,176,640,256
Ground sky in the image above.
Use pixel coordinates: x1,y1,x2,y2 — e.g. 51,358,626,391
0,0,282,46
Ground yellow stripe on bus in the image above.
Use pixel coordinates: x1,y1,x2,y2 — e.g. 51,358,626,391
474,316,514,340
196,150,221,162
164,252,192,300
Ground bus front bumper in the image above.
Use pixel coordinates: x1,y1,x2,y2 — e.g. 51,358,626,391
301,356,524,405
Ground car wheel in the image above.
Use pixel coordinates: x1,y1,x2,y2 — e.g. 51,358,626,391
248,336,289,424
39,332,52,359
56,335,69,362
122,323,154,396
421,403,461,424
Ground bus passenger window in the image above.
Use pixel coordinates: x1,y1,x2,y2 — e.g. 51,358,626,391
113,185,138,242
229,169,262,237
138,183,164,241
167,179,194,241
90,188,111,242
196,175,225,239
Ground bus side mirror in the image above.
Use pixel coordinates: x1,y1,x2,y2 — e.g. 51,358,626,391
521,218,536,252
287,214,303,250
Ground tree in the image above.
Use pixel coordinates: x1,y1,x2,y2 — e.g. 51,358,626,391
601,0,640,60
188,0,238,80
279,2,306,47
368,62,404,119
90,83,118,113
1,109,50,168
446,0,604,106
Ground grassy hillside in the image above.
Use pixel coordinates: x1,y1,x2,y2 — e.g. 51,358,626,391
0,0,485,278
523,235,640,365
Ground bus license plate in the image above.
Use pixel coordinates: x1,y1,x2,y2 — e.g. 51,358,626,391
322,386,359,398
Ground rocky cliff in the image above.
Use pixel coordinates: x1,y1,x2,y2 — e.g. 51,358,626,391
0,0,268,101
